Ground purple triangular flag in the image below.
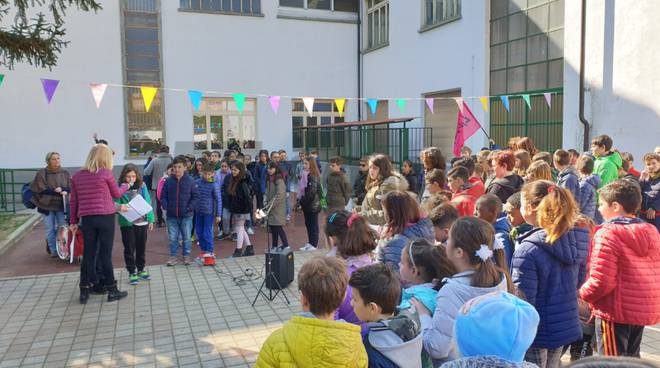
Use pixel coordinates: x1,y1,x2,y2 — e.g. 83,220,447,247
425,98,434,114
543,92,552,108
41,79,60,104
269,96,281,115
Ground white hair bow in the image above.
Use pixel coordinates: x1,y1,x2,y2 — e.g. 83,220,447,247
475,244,493,262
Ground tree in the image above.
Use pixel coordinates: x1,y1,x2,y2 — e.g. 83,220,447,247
0,0,102,70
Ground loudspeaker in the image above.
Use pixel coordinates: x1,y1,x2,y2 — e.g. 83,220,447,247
265,248,294,290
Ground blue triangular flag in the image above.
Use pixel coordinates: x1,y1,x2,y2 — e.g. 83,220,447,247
367,99,378,115
500,95,510,112
188,90,202,112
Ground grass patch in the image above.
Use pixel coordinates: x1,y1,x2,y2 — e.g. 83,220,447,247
0,214,32,240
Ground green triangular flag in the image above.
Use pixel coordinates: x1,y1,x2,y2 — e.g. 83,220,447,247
522,94,531,109
233,93,246,113
0,74,4,87
396,99,406,113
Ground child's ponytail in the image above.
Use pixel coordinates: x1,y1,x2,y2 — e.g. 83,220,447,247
522,180,578,244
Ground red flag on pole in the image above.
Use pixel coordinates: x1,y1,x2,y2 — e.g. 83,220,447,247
453,102,482,157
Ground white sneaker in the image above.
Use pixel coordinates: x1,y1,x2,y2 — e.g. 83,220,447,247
300,243,316,251
247,227,255,235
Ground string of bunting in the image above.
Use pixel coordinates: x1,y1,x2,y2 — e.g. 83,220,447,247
0,73,554,116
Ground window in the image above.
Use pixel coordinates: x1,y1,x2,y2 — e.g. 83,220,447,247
423,0,461,28
122,0,164,157
193,98,257,151
179,0,262,15
291,99,345,149
366,0,388,50
279,0,358,12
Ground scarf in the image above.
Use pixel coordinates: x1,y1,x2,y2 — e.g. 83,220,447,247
298,170,309,198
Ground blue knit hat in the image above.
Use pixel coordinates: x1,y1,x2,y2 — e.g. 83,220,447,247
454,291,539,363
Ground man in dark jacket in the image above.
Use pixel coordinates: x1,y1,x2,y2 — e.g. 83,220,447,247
353,158,369,206
144,146,173,226
161,157,199,266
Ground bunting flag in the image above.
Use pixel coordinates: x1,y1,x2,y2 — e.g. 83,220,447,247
233,93,246,113
522,94,532,109
454,97,464,114
302,97,315,116
188,90,203,112
367,99,378,115
479,96,489,112
500,95,510,112
544,92,552,108
140,86,158,112
425,98,434,114
0,74,4,87
453,102,483,157
41,79,60,104
334,98,346,117
268,96,281,115
396,99,406,114
89,83,108,109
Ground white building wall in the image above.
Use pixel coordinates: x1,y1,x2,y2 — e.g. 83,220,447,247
563,0,660,162
362,0,490,156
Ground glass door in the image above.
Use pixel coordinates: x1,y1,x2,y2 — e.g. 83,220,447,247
193,115,207,150
210,115,223,149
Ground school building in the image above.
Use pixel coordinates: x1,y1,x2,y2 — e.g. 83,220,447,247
0,0,659,169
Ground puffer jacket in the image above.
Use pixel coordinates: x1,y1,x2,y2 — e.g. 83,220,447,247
300,175,321,214
360,175,409,226
195,178,222,216
494,216,514,269
594,151,622,187
578,174,601,219
160,174,199,218
557,167,581,205
326,171,351,214
255,315,367,368
265,177,286,226
486,174,524,203
579,217,660,326
511,227,590,349
254,161,269,194
228,177,252,215
450,183,481,217
378,217,435,272
641,173,660,231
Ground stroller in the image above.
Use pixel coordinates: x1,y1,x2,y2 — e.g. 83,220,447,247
55,193,84,263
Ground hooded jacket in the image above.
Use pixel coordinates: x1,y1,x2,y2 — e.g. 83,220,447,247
378,217,435,272
557,167,581,204
364,311,425,368
336,254,374,336
511,227,590,349
578,174,601,219
579,217,660,326
494,216,514,269
450,184,481,217
594,151,622,187
360,175,409,226
486,174,524,203
326,171,352,213
420,271,508,365
467,177,485,197
256,315,367,368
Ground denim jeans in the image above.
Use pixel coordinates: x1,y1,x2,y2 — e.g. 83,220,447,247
303,211,319,248
44,211,66,254
167,216,193,256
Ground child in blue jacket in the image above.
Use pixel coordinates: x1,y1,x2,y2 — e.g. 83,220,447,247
195,163,222,260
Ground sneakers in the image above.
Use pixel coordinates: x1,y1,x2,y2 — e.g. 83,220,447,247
246,227,255,235
242,245,254,257
167,256,179,266
286,214,291,222
138,271,150,280
300,244,316,252
230,248,243,258
129,274,139,285
183,255,192,265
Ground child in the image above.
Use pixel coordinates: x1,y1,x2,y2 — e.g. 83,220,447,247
532,151,558,181
640,153,660,232
277,149,293,223
326,211,377,334
619,159,642,192
326,156,351,215
525,160,553,182
475,194,515,274
161,157,199,266
577,155,601,220
447,166,479,217
256,257,367,367
429,202,459,245
554,149,581,203
460,146,472,158
453,156,485,197
512,181,590,367
424,169,445,201
505,192,533,243
398,239,456,312
349,263,424,368
265,162,289,252
442,291,540,368
353,156,369,206
401,160,420,194
514,149,532,178
419,147,447,200
621,152,640,177
591,135,623,187
568,149,580,167
298,155,322,251
116,164,154,285
215,160,231,239
195,163,222,261
227,161,253,257
411,217,509,365
579,179,660,357
156,163,173,205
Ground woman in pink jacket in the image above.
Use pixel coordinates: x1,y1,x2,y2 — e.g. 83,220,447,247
70,144,130,304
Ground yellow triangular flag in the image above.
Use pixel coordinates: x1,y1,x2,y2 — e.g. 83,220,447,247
479,97,489,112
334,98,346,117
141,86,158,112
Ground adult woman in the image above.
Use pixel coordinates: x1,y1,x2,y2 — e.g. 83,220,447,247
419,147,447,199
486,150,524,203
70,144,130,304
297,155,321,250
265,162,289,251
358,154,408,226
227,161,254,257
30,152,71,257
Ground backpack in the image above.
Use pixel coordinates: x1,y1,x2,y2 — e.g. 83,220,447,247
319,183,328,211
22,183,36,209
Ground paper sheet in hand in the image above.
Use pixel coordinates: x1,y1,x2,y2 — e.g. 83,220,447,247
119,195,153,223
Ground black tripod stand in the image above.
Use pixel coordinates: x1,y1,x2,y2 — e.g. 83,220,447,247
252,216,291,306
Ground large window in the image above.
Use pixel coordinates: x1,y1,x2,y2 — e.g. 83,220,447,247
193,98,257,151
179,0,262,15
122,0,164,157
292,99,345,149
279,0,358,12
423,0,461,28
366,0,388,50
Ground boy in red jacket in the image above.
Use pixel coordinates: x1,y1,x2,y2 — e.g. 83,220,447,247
579,179,660,357
447,166,479,217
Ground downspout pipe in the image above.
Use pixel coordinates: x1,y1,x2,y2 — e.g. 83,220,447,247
579,0,590,151
357,1,362,120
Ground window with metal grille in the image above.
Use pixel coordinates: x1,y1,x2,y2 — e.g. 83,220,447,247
423,0,461,29
179,0,262,15
366,0,388,50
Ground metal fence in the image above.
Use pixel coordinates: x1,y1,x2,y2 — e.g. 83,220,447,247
0,169,40,213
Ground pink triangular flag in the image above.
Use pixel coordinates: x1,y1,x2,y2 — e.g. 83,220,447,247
454,97,464,114
543,92,552,108
302,97,315,117
453,103,483,157
268,96,281,115
41,79,59,104
425,98,434,114
90,83,108,109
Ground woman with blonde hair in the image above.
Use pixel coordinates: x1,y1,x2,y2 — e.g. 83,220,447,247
70,144,130,304
514,149,532,177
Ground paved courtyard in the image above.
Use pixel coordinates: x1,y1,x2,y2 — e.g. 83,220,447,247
0,249,659,368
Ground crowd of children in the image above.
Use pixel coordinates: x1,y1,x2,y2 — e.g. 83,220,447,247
254,135,660,368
